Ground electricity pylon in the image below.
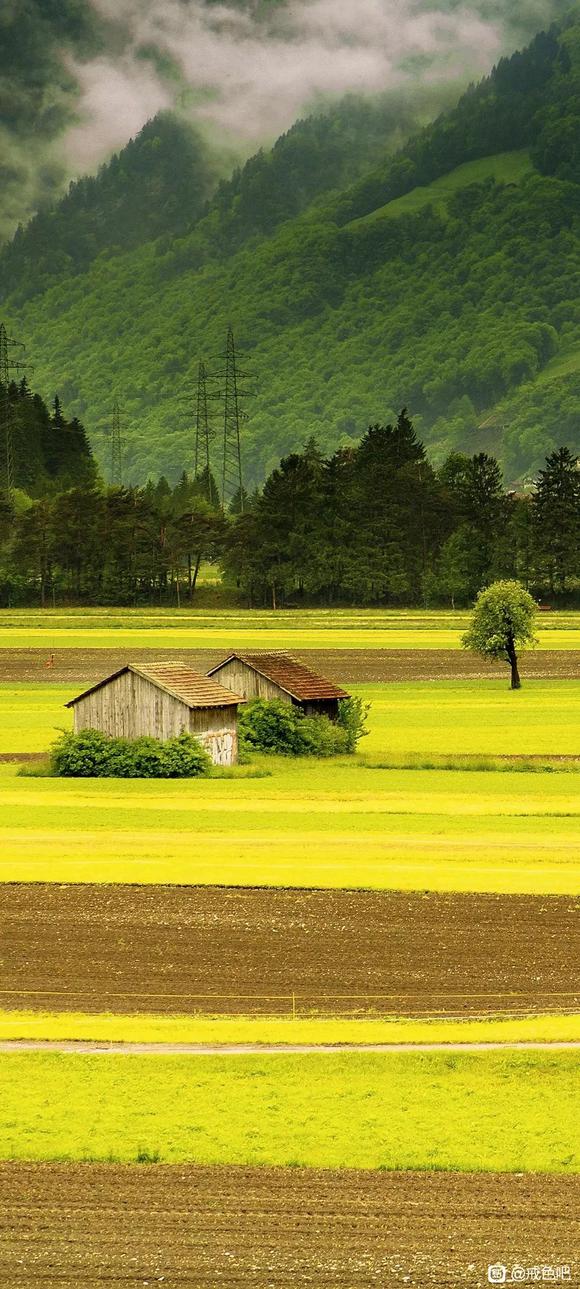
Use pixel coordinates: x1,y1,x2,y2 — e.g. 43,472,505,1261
206,326,252,509
194,360,211,482
0,323,26,495
110,399,123,485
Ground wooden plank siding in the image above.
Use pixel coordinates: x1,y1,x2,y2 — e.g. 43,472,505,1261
213,659,340,720
72,671,238,766
213,659,287,704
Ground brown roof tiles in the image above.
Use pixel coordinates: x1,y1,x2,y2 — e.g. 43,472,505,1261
66,663,244,710
208,651,349,702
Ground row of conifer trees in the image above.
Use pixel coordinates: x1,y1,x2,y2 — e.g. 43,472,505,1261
1,405,578,606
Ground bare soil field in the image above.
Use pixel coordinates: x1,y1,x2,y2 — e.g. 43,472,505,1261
0,1162,577,1287
1,646,580,683
2,884,578,1017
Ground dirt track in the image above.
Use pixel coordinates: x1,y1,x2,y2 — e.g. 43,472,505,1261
0,1163,577,1287
2,885,578,1017
1,1040,578,1052
1,646,579,683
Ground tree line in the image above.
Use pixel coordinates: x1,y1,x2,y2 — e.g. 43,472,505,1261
0,379,96,496
1,409,578,607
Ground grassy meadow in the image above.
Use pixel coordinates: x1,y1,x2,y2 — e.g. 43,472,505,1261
2,760,580,892
0,606,579,650
1,680,580,893
350,150,534,226
3,677,580,757
0,1051,576,1171
0,626,577,1182
2,1011,579,1046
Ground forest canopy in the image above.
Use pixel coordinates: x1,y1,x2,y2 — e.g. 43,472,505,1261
4,13,580,486
1,408,578,609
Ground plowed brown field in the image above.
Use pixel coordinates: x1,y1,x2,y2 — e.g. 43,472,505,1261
1,647,579,683
2,884,578,1016
0,1163,577,1287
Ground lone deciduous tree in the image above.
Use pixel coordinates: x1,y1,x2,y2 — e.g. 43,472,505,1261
461,580,538,689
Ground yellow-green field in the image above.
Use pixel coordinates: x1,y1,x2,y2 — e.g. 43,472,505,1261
0,656,577,1183
0,1052,576,1171
0,606,579,649
2,679,580,893
1,761,579,893
1,1010,578,1046
4,679,580,756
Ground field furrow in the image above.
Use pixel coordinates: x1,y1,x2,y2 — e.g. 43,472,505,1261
0,1164,577,1288
0,884,577,1018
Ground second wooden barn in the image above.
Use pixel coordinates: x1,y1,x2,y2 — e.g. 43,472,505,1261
207,650,349,720
66,662,244,766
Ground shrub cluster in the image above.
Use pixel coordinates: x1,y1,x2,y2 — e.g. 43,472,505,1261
50,729,211,778
238,696,369,758
336,695,371,752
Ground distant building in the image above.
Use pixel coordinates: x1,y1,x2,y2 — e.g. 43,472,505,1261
207,650,349,721
66,662,244,766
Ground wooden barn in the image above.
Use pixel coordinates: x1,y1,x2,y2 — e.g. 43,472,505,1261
207,651,349,720
65,662,244,766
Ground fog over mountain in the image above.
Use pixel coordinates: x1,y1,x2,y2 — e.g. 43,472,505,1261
0,0,569,239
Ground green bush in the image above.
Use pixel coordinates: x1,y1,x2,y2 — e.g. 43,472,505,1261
337,695,371,752
238,698,349,757
50,728,211,778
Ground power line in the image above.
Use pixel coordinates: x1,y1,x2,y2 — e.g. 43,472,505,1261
110,398,123,485
0,322,26,495
194,360,211,484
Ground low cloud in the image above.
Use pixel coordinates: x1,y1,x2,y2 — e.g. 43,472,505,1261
63,56,173,172
0,0,566,238
78,0,508,150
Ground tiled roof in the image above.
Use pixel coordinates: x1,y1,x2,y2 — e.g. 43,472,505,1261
208,651,349,701
66,663,244,710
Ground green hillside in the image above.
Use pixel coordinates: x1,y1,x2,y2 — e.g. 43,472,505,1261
348,151,534,225
0,115,222,306
5,12,580,486
0,95,419,310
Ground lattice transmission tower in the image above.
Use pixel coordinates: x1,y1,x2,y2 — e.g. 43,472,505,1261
0,322,26,495
194,360,211,483
110,399,123,485
206,326,252,509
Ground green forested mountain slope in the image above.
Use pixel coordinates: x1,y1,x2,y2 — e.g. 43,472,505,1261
0,95,420,309
5,12,580,487
0,115,222,305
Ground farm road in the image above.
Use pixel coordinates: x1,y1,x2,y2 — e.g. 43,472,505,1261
1,1039,579,1053
1,1164,577,1287
2,646,580,682
2,884,579,1019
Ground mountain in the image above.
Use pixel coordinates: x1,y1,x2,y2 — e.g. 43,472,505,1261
0,93,433,308
4,11,580,487
0,114,223,305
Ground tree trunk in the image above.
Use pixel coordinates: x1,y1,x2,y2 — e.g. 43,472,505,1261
190,552,202,601
506,634,521,689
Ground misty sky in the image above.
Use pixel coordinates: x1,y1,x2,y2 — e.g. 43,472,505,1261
0,0,569,238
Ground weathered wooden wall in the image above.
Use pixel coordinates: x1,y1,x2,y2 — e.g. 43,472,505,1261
190,704,238,767
212,661,340,721
213,660,287,703
73,671,238,765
